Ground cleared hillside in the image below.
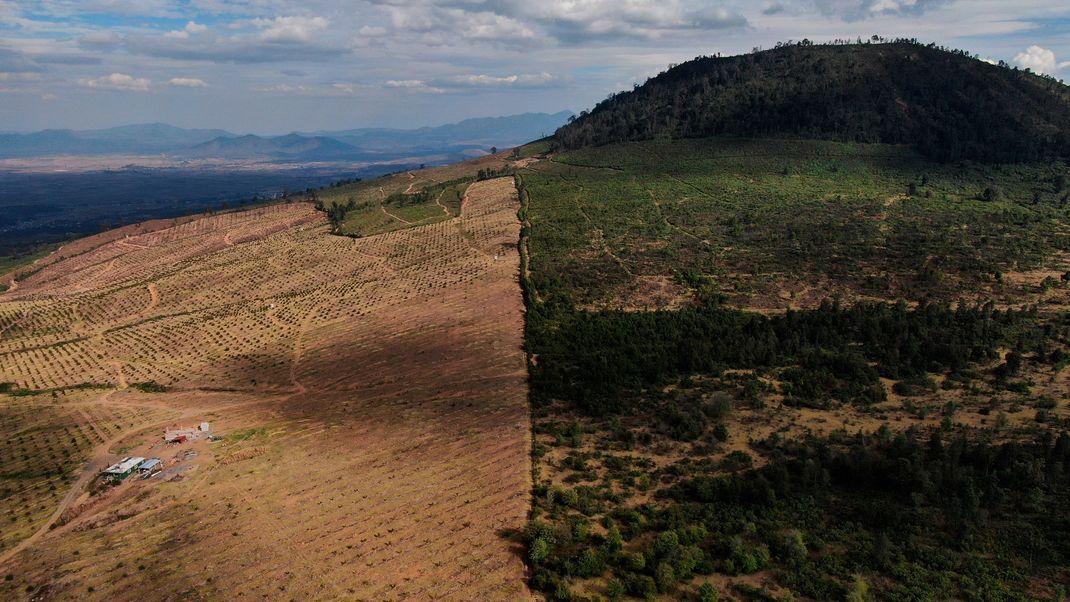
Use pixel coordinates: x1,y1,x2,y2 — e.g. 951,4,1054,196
556,41,1070,162
0,178,532,600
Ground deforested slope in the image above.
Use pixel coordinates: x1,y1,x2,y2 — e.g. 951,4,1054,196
0,178,531,600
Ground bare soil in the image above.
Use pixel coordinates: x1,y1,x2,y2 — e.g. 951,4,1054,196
0,178,532,601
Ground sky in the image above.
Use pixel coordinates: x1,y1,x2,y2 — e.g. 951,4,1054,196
1,0,1068,133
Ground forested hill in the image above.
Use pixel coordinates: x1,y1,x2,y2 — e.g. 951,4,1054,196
555,40,1070,162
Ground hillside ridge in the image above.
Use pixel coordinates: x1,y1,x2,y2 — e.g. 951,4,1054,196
555,40,1070,162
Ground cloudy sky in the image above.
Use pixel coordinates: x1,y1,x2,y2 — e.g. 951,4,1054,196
1,0,1068,133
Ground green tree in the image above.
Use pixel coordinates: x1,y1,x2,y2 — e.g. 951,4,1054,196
786,530,808,566
530,537,551,565
699,582,720,602
655,561,676,593
846,575,870,602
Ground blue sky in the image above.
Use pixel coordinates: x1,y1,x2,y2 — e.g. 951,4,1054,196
1,0,1068,133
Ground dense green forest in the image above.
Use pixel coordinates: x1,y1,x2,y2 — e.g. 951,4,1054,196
527,427,1070,601
554,40,1070,163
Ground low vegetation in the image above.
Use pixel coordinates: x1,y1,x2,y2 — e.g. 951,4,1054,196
521,137,1070,310
518,136,1070,600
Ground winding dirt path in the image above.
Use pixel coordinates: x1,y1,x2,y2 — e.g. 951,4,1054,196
381,204,415,225
110,361,128,389
648,189,710,246
433,189,451,216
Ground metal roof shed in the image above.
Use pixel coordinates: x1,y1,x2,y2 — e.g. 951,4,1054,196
103,456,146,481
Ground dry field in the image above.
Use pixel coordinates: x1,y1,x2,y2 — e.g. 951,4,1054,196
0,178,532,600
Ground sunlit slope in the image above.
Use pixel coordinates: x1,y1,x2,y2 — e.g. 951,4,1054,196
0,179,531,601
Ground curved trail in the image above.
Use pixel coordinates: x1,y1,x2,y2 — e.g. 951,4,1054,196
647,189,710,246
381,204,415,225
433,189,451,216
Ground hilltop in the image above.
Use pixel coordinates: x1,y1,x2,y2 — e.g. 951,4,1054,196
555,40,1070,162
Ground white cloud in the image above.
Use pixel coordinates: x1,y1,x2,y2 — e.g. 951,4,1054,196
446,72,562,88
384,79,446,93
455,10,537,43
41,92,57,100
1013,45,1070,75
505,0,748,42
332,82,358,94
811,0,950,20
357,25,386,37
0,71,42,81
258,83,308,93
77,72,151,91
165,21,207,39
168,77,208,87
252,15,329,43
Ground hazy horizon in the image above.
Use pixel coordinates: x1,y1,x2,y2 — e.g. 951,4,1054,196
1,1,1069,132
0,110,575,137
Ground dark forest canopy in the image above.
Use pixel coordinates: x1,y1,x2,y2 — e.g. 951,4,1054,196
555,39,1070,163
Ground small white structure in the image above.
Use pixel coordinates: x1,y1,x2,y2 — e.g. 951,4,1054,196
199,422,210,432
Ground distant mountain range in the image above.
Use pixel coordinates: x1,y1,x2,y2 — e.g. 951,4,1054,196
0,111,573,162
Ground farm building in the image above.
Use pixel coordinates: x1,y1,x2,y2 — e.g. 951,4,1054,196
164,429,197,443
103,457,145,482
138,458,162,477
165,423,210,443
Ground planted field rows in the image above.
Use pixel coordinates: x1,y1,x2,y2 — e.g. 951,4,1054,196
0,401,176,554
0,177,531,600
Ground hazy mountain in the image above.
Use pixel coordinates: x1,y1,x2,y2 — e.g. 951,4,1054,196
315,111,573,151
555,41,1070,162
0,123,233,158
186,133,360,161
0,112,574,161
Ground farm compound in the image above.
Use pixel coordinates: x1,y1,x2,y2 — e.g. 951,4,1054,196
102,457,146,482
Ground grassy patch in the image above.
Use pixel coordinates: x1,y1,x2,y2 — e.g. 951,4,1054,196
521,138,1070,309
